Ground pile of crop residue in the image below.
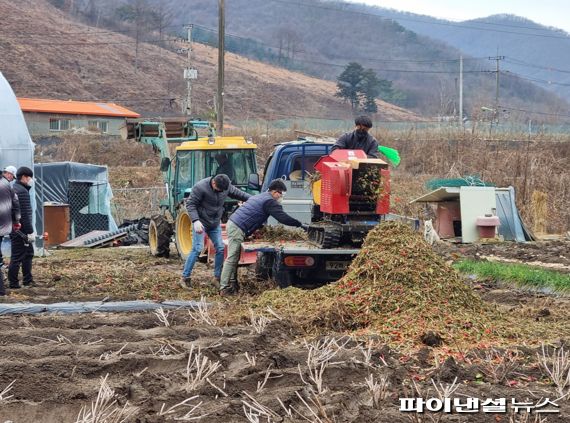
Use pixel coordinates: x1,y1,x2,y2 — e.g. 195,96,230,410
253,225,308,242
254,222,501,349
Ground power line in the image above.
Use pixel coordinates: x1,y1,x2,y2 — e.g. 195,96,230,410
500,105,570,118
503,71,570,87
505,58,570,75
267,0,570,40
193,24,494,73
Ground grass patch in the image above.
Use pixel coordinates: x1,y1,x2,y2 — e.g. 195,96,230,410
455,259,570,293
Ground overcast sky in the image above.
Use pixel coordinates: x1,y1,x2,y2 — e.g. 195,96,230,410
347,0,570,32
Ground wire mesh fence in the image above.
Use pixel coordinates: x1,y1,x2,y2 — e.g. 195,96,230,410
111,186,167,225
68,181,111,238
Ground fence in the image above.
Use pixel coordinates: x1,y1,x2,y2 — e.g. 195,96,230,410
111,186,167,225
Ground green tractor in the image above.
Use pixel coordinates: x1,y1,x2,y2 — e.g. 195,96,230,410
123,119,260,259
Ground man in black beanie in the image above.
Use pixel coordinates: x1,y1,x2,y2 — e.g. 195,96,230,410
8,167,35,289
331,115,379,158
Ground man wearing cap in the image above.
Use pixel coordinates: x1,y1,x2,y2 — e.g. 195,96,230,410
219,179,307,296
0,166,20,295
181,174,251,289
8,167,34,290
331,115,379,158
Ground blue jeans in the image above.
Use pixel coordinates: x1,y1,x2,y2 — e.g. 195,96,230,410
182,225,224,279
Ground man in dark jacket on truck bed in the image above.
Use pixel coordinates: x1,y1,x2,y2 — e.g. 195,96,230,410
219,179,306,296
8,167,34,290
181,174,251,289
331,115,379,158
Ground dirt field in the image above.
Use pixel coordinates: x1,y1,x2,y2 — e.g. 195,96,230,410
0,240,569,422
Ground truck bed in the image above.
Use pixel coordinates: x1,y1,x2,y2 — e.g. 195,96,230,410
242,240,359,255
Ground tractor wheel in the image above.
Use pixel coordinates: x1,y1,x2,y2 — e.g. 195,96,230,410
149,214,173,258
175,208,194,261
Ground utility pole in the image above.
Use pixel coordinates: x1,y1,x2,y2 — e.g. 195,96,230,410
183,24,196,116
217,0,225,136
459,55,463,127
488,54,505,124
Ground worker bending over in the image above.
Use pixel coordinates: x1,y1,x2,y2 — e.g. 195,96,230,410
219,179,307,296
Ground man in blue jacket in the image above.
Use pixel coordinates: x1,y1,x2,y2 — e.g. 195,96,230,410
219,179,306,296
181,174,251,289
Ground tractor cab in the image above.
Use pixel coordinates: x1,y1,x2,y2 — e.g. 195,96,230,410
174,139,258,204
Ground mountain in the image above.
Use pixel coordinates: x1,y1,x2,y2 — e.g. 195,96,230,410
157,0,569,119
353,7,570,104
0,0,418,122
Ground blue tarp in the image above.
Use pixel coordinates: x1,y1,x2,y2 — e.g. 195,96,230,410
495,187,534,242
0,300,206,315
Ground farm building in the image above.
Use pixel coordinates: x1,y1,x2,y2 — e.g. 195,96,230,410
17,97,140,137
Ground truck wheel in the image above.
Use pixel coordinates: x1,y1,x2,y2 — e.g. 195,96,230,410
255,252,274,280
149,215,173,258
274,269,293,289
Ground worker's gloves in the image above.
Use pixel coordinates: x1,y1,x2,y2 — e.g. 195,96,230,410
27,233,36,242
193,221,204,234
301,224,310,232
12,222,21,232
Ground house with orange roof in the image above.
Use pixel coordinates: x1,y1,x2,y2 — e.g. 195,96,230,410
17,98,140,137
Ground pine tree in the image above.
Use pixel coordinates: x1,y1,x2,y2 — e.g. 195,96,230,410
335,62,365,111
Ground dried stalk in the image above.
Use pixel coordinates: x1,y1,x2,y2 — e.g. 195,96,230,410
245,352,257,367
365,374,390,408
256,364,282,393
153,307,170,327
476,348,519,384
158,395,209,421
188,296,216,326
242,391,279,423
185,345,221,391
75,374,138,423
431,377,459,399
249,309,272,334
0,380,15,402
537,344,570,397
99,343,129,361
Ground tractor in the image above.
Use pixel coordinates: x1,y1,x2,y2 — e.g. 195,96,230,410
122,119,260,259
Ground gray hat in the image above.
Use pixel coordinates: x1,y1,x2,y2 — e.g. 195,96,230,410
3,165,17,176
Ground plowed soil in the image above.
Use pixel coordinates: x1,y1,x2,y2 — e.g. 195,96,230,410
0,243,569,422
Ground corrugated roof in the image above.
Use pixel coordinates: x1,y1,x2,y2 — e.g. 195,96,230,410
410,187,461,203
17,98,140,118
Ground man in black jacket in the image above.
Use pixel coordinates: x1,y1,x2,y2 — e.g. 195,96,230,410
219,179,306,296
181,174,251,288
0,166,20,296
8,167,34,290
331,115,379,158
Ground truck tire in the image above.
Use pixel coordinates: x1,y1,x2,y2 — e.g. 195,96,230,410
274,269,293,289
255,251,274,281
149,214,173,258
